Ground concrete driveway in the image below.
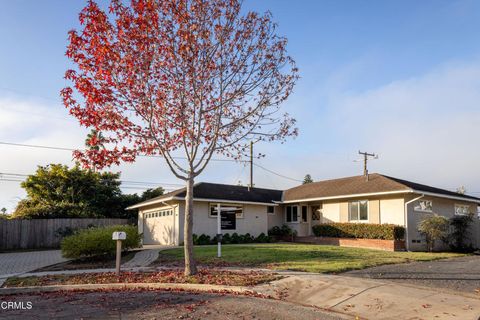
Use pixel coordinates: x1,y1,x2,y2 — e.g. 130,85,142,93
0,250,68,279
256,271,480,320
344,255,480,295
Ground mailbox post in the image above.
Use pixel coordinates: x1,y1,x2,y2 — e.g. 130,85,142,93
112,231,126,276
217,203,221,258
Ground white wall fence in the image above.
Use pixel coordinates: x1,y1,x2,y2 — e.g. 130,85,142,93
0,218,130,250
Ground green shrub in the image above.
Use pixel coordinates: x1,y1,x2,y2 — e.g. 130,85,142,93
222,233,232,244
418,214,449,252
242,233,254,243
193,232,269,245
230,233,241,244
448,214,474,252
312,223,405,240
61,225,140,259
268,224,297,237
255,233,271,243
197,234,211,245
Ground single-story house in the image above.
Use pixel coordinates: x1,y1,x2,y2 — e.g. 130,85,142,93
127,173,480,251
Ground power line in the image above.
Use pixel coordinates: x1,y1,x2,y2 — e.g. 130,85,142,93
253,163,302,183
0,141,247,163
0,172,183,187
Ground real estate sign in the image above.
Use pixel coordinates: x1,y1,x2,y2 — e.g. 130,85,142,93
221,212,236,230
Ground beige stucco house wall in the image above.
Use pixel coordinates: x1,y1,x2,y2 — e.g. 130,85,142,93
278,194,480,252
139,200,272,245
176,201,270,244
405,195,478,251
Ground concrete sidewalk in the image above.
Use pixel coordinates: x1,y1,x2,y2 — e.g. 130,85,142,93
256,272,480,320
2,264,480,319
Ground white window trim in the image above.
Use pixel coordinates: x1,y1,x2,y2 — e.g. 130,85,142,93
208,203,244,219
414,200,433,213
285,205,299,224
348,200,369,223
454,204,470,216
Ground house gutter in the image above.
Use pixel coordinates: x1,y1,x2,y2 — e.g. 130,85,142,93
404,194,424,251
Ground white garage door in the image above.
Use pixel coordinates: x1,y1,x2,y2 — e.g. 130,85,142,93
143,209,175,245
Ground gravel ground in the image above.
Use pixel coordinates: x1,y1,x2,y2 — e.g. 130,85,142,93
343,255,480,295
0,290,346,320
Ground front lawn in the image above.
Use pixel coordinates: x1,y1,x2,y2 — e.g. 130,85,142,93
155,243,464,273
3,270,278,288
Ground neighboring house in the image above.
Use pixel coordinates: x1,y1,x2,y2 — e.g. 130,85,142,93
127,173,480,251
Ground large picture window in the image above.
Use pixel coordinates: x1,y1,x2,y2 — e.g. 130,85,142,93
349,200,368,222
209,204,243,218
286,205,298,223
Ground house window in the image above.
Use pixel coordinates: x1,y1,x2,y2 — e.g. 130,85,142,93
301,206,308,222
209,204,243,218
349,200,368,222
267,206,275,215
286,206,298,223
455,204,470,216
414,200,433,212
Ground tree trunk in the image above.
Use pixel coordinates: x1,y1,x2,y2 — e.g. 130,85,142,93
184,175,197,276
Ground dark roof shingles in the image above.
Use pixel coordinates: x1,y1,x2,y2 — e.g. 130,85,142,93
134,182,282,207
283,173,480,201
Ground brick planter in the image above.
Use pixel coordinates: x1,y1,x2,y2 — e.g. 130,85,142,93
295,236,405,252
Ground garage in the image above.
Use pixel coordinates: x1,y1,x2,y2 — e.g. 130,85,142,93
142,208,176,245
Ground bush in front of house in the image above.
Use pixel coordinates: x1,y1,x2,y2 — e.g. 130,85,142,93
447,214,474,253
311,222,405,240
255,233,271,243
417,214,450,252
268,224,297,237
192,232,271,245
61,225,141,259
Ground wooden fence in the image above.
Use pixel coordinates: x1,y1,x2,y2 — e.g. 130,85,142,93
0,218,130,250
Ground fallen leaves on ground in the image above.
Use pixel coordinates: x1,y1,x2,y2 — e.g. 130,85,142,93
3,270,280,288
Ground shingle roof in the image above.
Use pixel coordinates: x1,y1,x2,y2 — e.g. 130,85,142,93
283,173,480,202
129,182,283,208
128,173,480,209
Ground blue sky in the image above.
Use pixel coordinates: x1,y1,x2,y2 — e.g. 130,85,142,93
1,0,480,211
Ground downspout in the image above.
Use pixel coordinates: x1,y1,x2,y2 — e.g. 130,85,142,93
161,201,177,246
404,194,424,251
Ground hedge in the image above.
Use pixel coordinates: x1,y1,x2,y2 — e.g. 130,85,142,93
61,225,141,259
312,223,405,240
192,232,271,245
268,224,297,237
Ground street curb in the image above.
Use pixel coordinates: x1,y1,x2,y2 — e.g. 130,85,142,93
0,282,255,295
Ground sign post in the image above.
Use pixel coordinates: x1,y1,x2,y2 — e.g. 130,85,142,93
217,203,221,258
112,231,126,276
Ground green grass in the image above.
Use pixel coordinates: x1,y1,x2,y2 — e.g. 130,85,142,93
157,243,464,273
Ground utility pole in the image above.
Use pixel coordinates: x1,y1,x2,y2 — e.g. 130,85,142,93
358,150,377,179
249,141,253,191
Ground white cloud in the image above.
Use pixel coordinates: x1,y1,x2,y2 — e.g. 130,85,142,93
257,59,480,194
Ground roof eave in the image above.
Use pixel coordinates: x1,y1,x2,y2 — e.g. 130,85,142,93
280,190,412,204
127,196,279,210
126,196,175,210
410,190,480,204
